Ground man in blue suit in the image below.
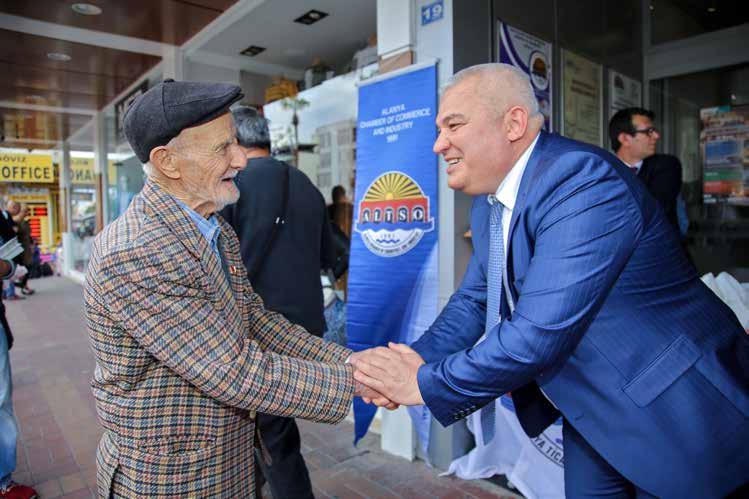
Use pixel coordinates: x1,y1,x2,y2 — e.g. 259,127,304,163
352,63,749,498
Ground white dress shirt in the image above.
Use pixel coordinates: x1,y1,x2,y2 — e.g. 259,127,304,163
489,132,541,309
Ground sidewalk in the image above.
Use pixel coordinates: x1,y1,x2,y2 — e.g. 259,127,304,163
7,277,518,499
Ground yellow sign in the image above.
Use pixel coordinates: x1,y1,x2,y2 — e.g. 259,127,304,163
0,154,54,183
71,157,117,186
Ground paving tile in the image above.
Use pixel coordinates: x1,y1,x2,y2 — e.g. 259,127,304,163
34,478,63,499
58,489,94,499
11,471,32,487
29,457,80,484
80,466,98,491
59,472,86,494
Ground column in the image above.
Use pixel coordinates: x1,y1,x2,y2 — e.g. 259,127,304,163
60,140,74,276
93,111,108,231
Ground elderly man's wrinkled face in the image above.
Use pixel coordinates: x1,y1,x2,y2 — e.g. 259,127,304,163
433,77,513,195
170,113,246,216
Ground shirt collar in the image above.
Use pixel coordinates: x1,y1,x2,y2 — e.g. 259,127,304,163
629,160,643,172
174,198,221,255
489,132,540,209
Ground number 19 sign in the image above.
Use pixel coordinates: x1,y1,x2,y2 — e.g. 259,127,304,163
421,0,444,26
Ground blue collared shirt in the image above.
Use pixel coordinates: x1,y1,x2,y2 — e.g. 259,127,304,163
175,199,221,260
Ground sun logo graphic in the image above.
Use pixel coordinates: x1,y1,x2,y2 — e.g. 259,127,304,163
355,171,435,257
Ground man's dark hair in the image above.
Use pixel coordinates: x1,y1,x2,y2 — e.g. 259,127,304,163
331,185,346,203
232,106,271,150
608,107,655,152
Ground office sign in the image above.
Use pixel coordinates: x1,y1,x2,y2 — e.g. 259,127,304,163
609,70,642,117
0,153,54,183
562,49,602,146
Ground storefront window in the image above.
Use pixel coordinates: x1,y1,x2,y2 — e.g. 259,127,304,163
651,0,749,45
558,0,642,80
651,63,749,276
107,154,144,223
69,153,97,273
493,0,554,41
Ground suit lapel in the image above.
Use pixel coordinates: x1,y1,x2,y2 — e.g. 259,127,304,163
505,131,549,295
140,181,242,331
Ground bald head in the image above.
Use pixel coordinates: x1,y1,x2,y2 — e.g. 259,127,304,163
443,63,543,127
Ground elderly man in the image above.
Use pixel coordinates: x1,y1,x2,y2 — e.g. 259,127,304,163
352,64,749,498
84,80,382,498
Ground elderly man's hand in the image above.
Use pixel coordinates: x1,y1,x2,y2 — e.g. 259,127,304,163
350,351,399,409
350,343,425,406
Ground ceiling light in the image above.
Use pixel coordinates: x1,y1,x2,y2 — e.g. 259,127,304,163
71,3,102,15
294,9,329,25
241,45,266,57
707,6,716,12
47,52,72,61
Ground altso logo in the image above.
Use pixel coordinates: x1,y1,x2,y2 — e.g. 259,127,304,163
355,171,434,257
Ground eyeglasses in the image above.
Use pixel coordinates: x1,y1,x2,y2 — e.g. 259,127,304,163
632,127,658,137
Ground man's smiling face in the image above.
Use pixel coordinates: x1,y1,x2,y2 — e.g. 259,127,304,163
433,76,514,196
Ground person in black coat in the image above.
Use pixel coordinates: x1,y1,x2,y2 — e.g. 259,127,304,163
609,107,683,233
220,107,340,499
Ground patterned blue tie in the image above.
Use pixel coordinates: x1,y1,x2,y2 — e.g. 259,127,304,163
481,197,504,444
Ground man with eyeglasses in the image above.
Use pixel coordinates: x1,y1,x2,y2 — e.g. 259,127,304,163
609,107,682,233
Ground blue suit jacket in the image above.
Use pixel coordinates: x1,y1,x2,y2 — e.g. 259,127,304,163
412,131,749,498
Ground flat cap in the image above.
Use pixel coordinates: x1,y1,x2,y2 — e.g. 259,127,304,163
123,79,244,163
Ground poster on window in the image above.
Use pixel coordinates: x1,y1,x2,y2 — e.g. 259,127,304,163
700,106,749,204
562,50,602,146
608,70,642,118
498,21,553,132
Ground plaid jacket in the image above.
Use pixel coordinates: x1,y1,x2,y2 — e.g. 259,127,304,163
84,181,354,498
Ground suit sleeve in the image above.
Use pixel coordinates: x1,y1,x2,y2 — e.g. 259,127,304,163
418,158,643,427
245,287,352,363
410,251,487,363
100,251,354,423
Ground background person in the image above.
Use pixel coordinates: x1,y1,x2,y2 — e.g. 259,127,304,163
609,107,682,234
220,106,342,499
0,236,37,499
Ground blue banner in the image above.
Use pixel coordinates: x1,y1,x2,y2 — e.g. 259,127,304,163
348,64,439,444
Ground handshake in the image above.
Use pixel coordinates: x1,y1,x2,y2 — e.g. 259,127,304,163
350,342,426,409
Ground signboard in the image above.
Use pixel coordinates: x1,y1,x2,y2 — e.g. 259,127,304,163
115,81,148,143
498,21,553,131
350,63,439,445
608,70,642,117
700,106,749,204
0,153,54,183
421,0,444,26
70,157,118,186
562,49,602,146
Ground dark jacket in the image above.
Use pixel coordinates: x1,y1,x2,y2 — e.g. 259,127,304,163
638,153,682,232
221,156,336,336
0,213,14,348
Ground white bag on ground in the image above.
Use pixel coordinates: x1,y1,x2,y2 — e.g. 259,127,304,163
445,395,565,499
701,272,749,330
